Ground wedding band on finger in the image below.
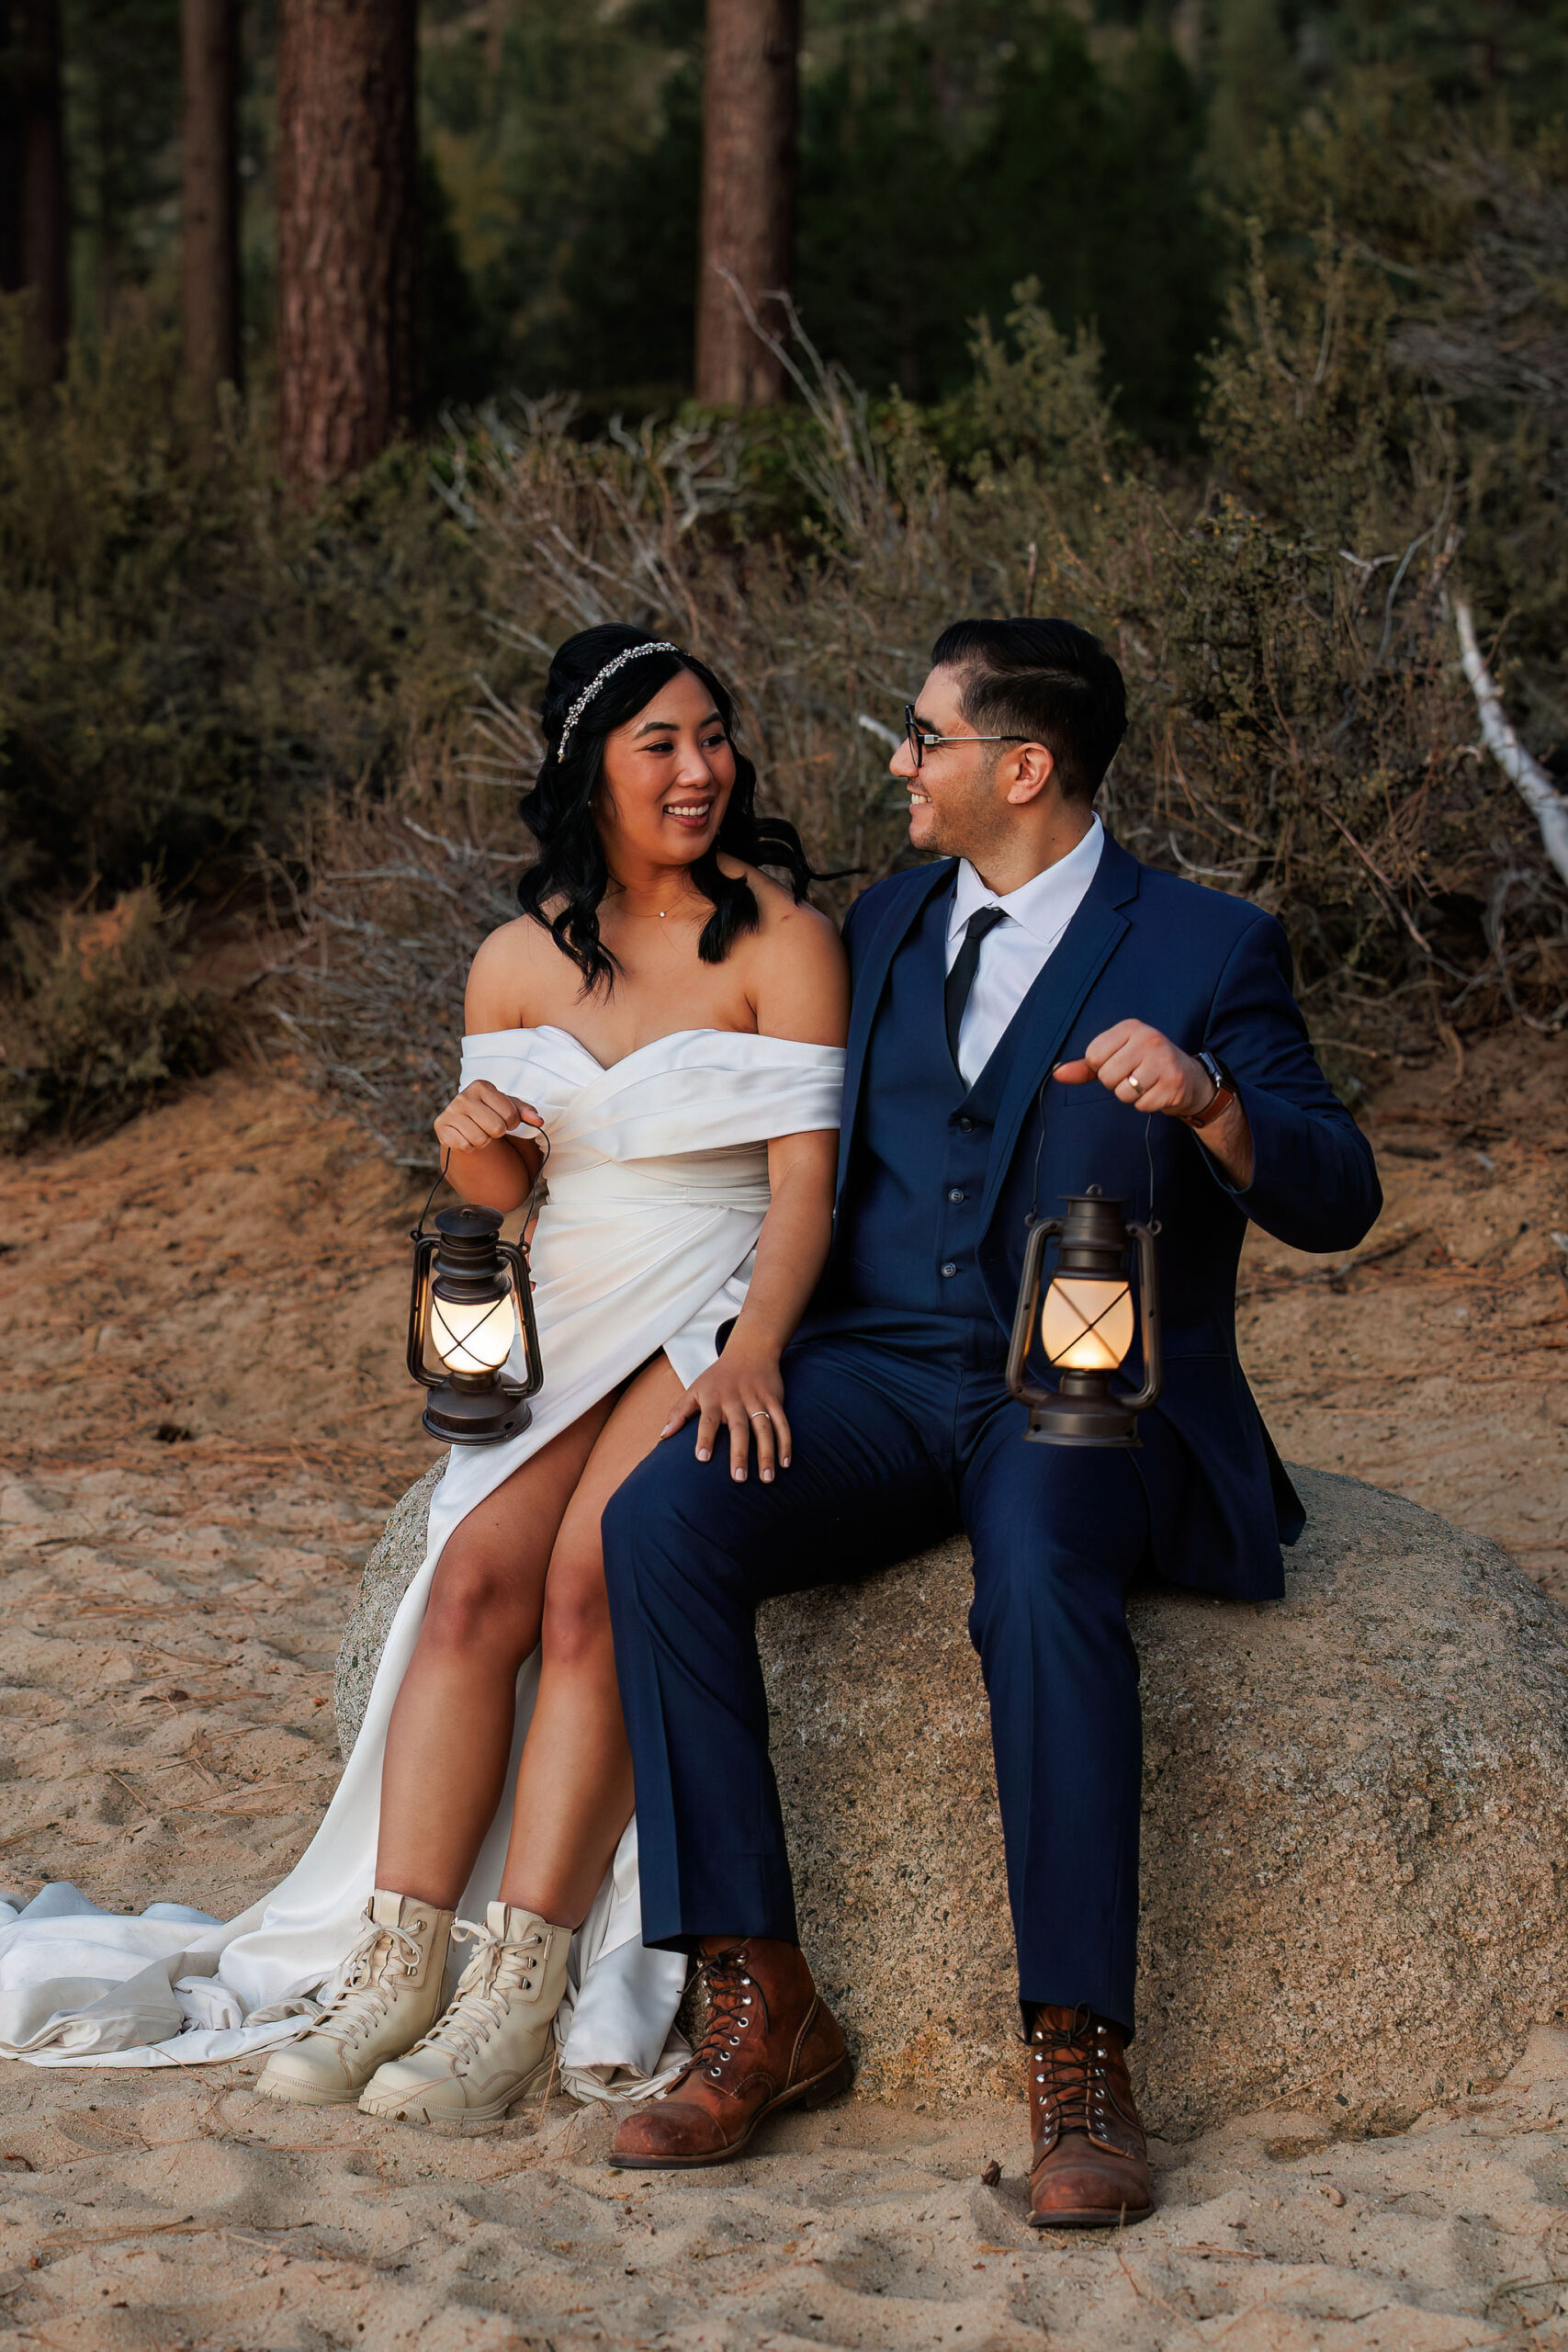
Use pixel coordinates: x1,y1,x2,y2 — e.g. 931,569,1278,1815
1126,1075,1144,1096
749,1410,773,1422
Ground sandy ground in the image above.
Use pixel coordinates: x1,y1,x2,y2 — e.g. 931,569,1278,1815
1,1038,1565,2350
1237,1034,1568,1600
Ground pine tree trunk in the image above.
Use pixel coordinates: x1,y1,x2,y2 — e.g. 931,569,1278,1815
0,0,69,378
0,15,19,301
180,0,241,411
276,0,419,486
695,0,799,409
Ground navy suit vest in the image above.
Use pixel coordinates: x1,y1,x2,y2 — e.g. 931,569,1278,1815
834,881,1017,1322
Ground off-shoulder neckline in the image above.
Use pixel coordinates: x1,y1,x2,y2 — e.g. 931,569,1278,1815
462,1023,843,1079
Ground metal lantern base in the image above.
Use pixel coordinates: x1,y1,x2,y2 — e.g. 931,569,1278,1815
421,1382,534,1447
1023,1394,1141,1448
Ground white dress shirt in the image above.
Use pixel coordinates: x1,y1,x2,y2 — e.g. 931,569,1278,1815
944,815,1105,1087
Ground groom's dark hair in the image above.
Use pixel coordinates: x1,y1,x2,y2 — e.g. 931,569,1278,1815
931,617,1126,803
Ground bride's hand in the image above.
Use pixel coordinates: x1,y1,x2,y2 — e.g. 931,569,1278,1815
433,1081,541,1157
661,1333,791,1485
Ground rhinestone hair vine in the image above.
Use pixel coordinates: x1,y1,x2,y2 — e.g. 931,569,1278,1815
554,641,684,761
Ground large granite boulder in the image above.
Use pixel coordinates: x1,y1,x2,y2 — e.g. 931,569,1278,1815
335,1463,1568,2140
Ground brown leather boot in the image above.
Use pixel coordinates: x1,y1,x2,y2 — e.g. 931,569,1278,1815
610,1939,852,2170
1027,2004,1154,2230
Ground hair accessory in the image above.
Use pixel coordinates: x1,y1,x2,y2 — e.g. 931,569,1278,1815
555,641,683,760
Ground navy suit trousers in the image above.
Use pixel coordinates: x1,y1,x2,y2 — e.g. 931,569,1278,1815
602,1314,1184,2034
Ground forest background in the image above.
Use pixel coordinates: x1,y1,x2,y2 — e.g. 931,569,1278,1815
3,0,1568,1160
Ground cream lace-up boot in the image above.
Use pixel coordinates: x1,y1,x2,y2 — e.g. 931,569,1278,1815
357,1902,570,2131
255,1892,455,2109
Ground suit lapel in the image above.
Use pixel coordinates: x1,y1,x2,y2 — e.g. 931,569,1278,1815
976,837,1143,1229
837,861,955,1201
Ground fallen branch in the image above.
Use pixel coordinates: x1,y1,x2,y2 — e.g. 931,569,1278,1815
1454,600,1568,887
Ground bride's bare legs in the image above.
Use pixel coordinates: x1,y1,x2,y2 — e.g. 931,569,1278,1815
499,1353,685,1926
375,1399,613,1908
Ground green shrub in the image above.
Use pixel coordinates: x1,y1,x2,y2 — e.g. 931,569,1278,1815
0,887,217,1144
1213,76,1568,742
0,306,490,947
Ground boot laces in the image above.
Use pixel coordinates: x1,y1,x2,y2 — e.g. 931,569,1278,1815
1031,2004,1116,2138
407,1918,543,2066
690,1948,761,2084
312,1916,428,2050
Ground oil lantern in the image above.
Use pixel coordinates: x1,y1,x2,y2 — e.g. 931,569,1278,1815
1005,1191,1162,1447
407,1203,542,1446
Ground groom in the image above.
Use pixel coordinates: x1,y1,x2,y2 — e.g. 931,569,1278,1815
601,618,1381,2223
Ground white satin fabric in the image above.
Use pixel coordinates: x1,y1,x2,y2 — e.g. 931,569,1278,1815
0,1027,845,2098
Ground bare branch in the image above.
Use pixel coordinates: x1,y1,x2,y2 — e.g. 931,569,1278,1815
1454,599,1568,888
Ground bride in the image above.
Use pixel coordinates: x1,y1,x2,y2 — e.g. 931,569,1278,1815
0,626,848,2125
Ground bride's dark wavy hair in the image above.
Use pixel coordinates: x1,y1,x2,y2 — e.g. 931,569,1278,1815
517,624,814,993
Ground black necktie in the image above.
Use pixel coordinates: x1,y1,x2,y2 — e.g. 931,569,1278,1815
944,904,1007,1071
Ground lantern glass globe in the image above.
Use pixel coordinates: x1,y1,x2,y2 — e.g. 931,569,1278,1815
1041,1274,1134,1374
430,1288,518,1375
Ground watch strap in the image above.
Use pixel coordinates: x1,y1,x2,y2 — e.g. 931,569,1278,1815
1183,1051,1236,1131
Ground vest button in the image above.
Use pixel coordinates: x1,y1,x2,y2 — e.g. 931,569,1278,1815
957,1115,974,1132
948,1187,965,1204
940,1261,958,1279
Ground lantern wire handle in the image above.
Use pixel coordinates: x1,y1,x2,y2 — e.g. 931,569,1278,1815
1023,1074,1162,1235
1025,1075,1051,1229
412,1152,452,1243
411,1121,553,1246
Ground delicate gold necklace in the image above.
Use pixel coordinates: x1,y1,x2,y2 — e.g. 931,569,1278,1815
611,881,686,924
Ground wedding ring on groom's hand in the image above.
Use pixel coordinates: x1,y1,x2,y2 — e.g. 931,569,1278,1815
750,1410,773,1422
1126,1075,1144,1095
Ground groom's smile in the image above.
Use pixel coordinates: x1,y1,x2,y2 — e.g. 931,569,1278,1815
891,671,983,856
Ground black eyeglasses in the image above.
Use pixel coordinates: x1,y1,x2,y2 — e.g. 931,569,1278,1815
904,704,1031,770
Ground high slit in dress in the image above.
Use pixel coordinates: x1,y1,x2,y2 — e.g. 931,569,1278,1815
0,1027,845,2102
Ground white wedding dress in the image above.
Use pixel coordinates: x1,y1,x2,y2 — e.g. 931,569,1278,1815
0,1027,844,2100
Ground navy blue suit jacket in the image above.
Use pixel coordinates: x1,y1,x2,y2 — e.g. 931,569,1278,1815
829,832,1382,1601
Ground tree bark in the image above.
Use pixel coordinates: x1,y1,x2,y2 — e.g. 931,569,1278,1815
275,0,419,486
0,0,69,378
695,0,799,409
180,0,241,411
0,16,19,302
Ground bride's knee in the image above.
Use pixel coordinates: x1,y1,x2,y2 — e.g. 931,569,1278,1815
422,1540,536,1659
540,1544,613,1668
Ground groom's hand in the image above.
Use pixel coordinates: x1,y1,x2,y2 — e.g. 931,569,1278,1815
1054,1019,1254,1187
1052,1020,1213,1118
